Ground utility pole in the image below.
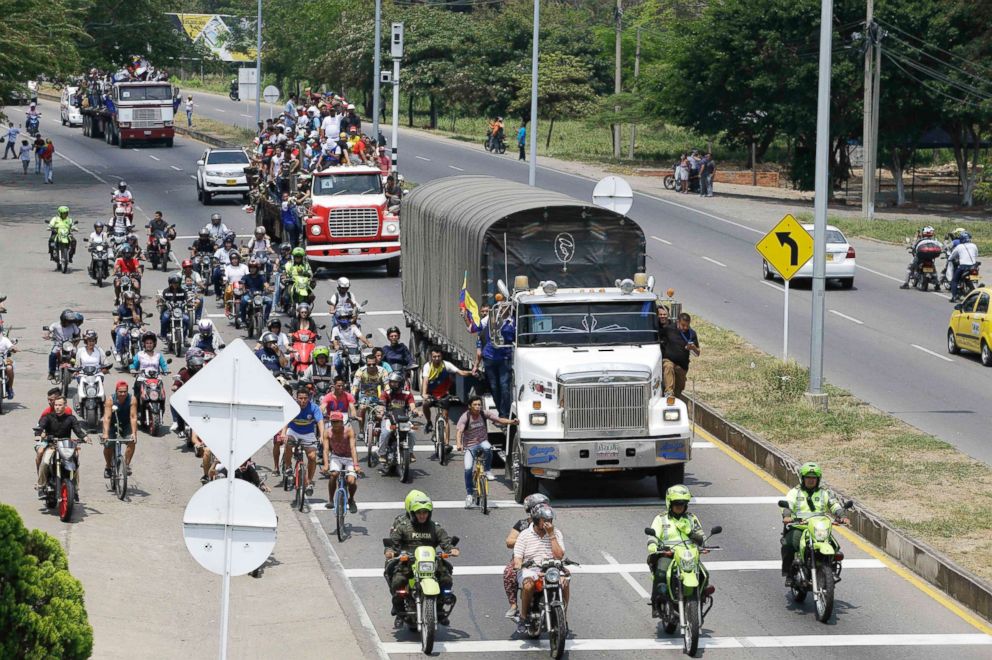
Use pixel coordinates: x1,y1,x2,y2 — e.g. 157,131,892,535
528,0,539,186
628,27,640,160
372,0,382,142
871,24,881,205
807,0,834,408
255,0,262,128
861,0,874,220
613,0,623,160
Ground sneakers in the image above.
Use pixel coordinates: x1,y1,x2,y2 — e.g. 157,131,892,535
305,483,314,496
169,422,180,433
485,470,496,481
504,605,518,620
410,453,416,463
349,500,358,514
424,422,434,435
438,614,450,626
47,372,56,381
899,283,910,290
104,467,113,479
784,576,794,588
200,475,210,484
464,495,475,508
428,452,439,460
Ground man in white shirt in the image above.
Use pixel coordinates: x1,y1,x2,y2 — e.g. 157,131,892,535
513,505,567,633
949,232,980,303
0,332,17,399
321,110,342,143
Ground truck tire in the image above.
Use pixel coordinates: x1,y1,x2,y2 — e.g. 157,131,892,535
655,462,686,499
165,137,174,148
510,435,538,503
119,134,127,149
386,256,400,277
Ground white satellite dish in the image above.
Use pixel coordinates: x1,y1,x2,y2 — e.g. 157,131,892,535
592,175,634,215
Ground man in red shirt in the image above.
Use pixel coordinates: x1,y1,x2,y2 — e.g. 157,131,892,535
114,245,143,303
320,376,356,418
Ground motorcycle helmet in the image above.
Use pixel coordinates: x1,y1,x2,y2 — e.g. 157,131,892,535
313,345,331,361
60,309,74,325
83,329,98,341
665,484,692,512
280,242,293,254
798,462,822,487
181,259,193,269
186,353,205,370
292,247,306,260
121,246,134,258
960,232,972,243
122,291,138,304
531,504,555,523
260,332,277,346
386,326,401,338
57,205,70,217
127,234,139,246
141,331,158,346
388,371,404,388
953,227,966,238
168,274,181,286
229,251,241,263
297,302,311,315
210,213,222,224
267,318,282,330
523,493,550,515
69,311,85,325
404,489,433,520
198,319,214,335
247,258,260,271
198,228,211,240
336,276,350,292
922,226,935,238
118,181,127,192
94,221,105,230
254,226,266,238
336,315,351,328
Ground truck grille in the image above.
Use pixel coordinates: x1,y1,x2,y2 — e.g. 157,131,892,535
562,383,649,438
328,208,379,238
133,108,161,121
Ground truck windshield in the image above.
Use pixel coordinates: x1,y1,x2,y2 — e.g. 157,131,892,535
118,86,173,101
517,301,658,346
314,173,382,196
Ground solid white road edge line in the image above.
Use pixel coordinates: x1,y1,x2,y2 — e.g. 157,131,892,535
702,256,727,268
307,508,390,660
602,550,650,600
911,344,954,363
380,634,992,653
829,309,865,325
345,559,886,578
351,496,784,511
650,236,672,245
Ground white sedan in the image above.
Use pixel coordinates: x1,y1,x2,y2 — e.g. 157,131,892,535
762,224,856,289
195,148,250,204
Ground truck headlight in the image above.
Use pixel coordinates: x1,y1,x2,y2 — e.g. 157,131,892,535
529,413,547,426
663,409,680,422
383,222,399,236
310,225,321,236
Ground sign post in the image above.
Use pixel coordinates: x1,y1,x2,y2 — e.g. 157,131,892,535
172,339,299,659
755,214,814,361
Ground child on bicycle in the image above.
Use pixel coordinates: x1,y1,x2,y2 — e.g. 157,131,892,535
455,395,517,508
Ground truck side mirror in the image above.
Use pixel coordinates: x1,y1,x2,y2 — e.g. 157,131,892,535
488,308,504,347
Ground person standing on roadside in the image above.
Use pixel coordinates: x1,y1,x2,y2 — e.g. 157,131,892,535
185,96,194,127
33,134,44,174
701,153,716,197
660,312,700,398
18,139,32,174
3,122,19,159
517,122,526,161
41,138,54,184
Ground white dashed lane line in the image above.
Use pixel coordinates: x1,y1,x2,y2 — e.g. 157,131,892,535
148,155,160,161
448,165,464,171
170,165,183,171
911,344,954,363
829,309,864,325
650,235,672,245
415,155,431,161
702,256,727,268
859,265,903,283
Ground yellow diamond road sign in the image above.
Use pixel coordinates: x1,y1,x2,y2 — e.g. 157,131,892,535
756,214,814,281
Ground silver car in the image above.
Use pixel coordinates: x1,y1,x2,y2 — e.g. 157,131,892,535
195,148,250,204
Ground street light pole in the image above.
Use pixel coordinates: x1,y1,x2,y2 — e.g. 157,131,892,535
808,0,833,407
255,0,262,128
372,0,382,142
528,0,539,186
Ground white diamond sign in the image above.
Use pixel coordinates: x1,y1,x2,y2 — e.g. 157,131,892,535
170,338,299,470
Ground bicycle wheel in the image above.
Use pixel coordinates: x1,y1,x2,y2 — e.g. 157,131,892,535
295,461,305,511
108,451,119,493
335,488,345,542
114,452,127,500
437,423,449,466
480,469,489,515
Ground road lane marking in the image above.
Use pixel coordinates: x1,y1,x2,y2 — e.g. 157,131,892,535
762,281,784,291
602,551,650,599
170,165,183,171
364,310,403,316
132,148,139,152
911,344,954,362
859,265,903,283
350,495,781,512
240,113,252,117
216,109,225,113
829,310,864,325
693,423,992,635
636,192,764,236
448,165,464,171
54,151,110,185
377,327,388,339
148,155,160,161
702,256,727,268
189,175,196,180
380,634,992,653
345,559,886,578
650,235,672,245
415,155,431,161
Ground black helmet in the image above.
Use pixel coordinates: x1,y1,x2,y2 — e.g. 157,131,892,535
198,228,210,239
210,213,222,224
168,274,181,285
69,311,85,324
60,309,74,324
121,246,134,258
141,331,157,345
267,318,282,329
386,326,401,337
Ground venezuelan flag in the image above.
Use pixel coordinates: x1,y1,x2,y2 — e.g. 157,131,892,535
459,271,481,328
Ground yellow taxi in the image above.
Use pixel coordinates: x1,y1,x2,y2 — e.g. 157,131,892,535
947,287,992,366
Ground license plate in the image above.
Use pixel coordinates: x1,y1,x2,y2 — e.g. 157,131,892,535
922,265,935,272
596,442,619,456
826,254,835,262
348,248,362,255
143,130,151,135
226,179,237,186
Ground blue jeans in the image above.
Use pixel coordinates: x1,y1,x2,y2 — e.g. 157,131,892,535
43,160,52,183
240,294,271,324
160,310,190,338
483,357,513,418
48,347,58,374
283,224,300,248
186,110,192,127
212,266,224,296
114,327,130,355
463,441,493,494
950,263,974,300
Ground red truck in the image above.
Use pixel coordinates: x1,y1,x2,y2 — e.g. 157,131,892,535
303,166,401,276
81,80,176,148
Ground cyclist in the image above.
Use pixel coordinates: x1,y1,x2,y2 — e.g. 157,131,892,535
455,395,517,507
420,347,473,435
101,380,138,478
352,350,387,433
377,371,419,471
321,375,357,418
503,493,550,620
279,387,325,495
325,411,362,512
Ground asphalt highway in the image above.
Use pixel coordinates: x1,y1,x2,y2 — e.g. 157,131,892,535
2,97,987,658
181,88,992,465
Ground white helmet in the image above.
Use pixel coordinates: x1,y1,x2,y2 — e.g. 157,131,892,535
336,277,350,291
198,319,214,334
114,206,125,217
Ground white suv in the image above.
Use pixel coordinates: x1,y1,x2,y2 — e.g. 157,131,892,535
195,148,250,204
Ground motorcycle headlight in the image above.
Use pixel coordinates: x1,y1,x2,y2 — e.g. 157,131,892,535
679,553,698,572
663,408,681,422
545,567,561,584
253,295,263,305
130,328,141,339
813,520,830,542
57,442,75,460
398,422,412,432
62,341,74,353
86,387,98,397
418,561,435,573
148,390,160,401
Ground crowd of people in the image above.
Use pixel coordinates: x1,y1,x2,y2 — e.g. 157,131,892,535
673,150,716,197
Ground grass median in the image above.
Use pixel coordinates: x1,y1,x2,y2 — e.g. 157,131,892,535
686,317,992,581
797,213,992,254
182,116,254,147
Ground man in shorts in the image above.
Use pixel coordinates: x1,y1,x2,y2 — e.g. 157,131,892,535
325,411,362,512
279,388,325,494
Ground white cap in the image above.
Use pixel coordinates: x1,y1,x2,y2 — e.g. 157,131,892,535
347,103,355,110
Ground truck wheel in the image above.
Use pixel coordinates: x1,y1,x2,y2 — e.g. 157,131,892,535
165,138,174,148
119,135,127,149
511,436,538,503
655,463,686,499
386,256,400,277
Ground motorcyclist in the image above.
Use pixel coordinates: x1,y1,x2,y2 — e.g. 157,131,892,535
259,317,290,353
146,211,173,260
647,485,709,617
503,493,550,620
384,490,459,625
211,234,237,300
190,228,216,258
287,302,321,339
113,245,143,304
101,380,138,478
377,371,418,470
191,319,223,354
112,293,143,361
780,462,849,586
239,259,272,328
381,326,414,372
255,332,288,374
353,350,387,431
88,221,108,246
327,276,356,317
158,274,190,341
36,396,88,494
948,231,980,303
332,310,372,374
229,79,238,99
75,329,110,373
514,504,566,634
113,180,134,203
247,227,275,277
281,247,315,307
0,329,17,399
900,225,943,289
45,309,83,380
203,213,229,245
129,334,169,410
302,345,335,390
272,242,294,307
108,205,133,249
48,205,77,263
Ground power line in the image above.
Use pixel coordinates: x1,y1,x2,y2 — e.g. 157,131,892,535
882,50,991,109
882,32,992,91
885,48,992,101
874,17,992,76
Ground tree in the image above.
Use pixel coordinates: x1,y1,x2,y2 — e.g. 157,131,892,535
79,0,187,69
510,51,596,147
0,504,93,659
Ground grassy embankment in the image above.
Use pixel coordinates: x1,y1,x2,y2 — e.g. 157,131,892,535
689,317,992,581
823,216,992,255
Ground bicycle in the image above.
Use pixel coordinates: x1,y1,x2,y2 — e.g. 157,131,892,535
431,395,460,466
330,465,361,542
103,436,134,501
470,447,490,515
282,437,308,512
362,404,383,468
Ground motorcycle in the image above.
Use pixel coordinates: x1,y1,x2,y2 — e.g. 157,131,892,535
133,365,169,436
337,344,364,384
224,280,245,329
147,225,176,271
381,409,417,483
289,328,319,375
484,127,507,154
383,536,460,655
116,322,145,368
778,498,853,623
0,337,17,415
229,86,240,102
904,240,943,292
117,274,138,305
943,261,984,297
36,432,86,523
244,291,269,339
85,239,111,287
112,195,134,222
182,284,201,338
26,114,40,136
50,224,75,274
645,526,721,656
74,360,111,429
0,294,6,335
109,222,133,257
518,557,579,659
46,335,78,398
192,253,213,283
164,299,187,357
281,272,315,313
